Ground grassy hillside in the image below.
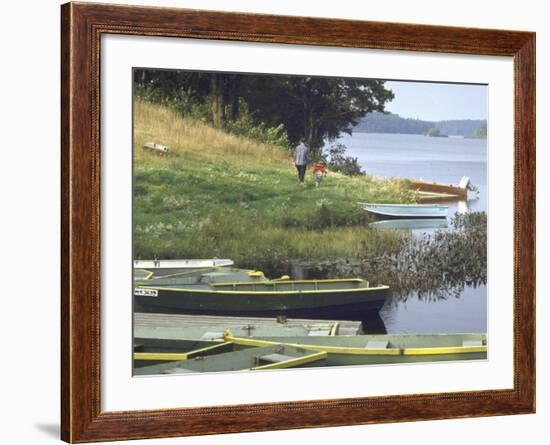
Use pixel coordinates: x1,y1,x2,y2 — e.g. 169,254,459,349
133,100,416,275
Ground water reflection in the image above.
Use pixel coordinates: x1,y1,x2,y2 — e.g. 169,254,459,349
370,218,448,230
366,212,487,299
292,212,487,333
336,133,487,334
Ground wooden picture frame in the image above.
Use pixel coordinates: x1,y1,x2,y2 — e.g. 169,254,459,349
61,2,535,442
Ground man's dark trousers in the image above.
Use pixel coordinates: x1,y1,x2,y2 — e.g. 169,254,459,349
296,164,306,183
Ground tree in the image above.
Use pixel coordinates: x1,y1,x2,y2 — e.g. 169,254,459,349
326,143,363,176
209,73,243,127
209,73,226,128
241,75,394,156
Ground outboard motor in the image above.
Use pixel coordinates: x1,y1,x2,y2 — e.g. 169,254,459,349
459,176,479,194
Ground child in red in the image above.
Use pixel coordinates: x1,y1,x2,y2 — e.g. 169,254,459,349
312,162,328,187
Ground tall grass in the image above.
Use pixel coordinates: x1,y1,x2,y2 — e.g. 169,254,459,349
134,100,289,166
133,100,416,275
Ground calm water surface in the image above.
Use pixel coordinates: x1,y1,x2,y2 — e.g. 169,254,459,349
335,133,487,334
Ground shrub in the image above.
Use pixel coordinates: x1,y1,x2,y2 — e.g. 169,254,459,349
326,143,364,176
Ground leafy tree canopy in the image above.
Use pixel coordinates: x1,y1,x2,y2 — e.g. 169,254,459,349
134,69,394,154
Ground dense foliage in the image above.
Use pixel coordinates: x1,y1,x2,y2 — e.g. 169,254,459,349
134,69,394,155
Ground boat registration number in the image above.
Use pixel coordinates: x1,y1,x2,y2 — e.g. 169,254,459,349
134,288,158,297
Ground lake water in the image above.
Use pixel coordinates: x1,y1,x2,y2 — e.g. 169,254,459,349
334,132,487,334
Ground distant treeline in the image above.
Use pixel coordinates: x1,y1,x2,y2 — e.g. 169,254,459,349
354,112,487,137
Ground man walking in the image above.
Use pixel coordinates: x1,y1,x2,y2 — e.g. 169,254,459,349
293,138,309,184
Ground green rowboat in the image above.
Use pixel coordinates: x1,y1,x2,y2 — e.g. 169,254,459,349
134,268,389,317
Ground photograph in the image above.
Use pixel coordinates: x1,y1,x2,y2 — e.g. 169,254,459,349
132,69,488,375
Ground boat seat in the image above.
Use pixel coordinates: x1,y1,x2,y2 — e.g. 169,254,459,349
339,327,360,335
462,340,484,347
259,353,294,363
199,331,224,340
366,340,389,349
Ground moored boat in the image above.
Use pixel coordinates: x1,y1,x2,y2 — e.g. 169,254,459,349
369,218,448,230
134,258,234,278
134,258,234,269
359,202,448,219
134,332,487,373
134,344,327,375
134,268,389,317
225,332,487,366
134,313,362,342
407,176,479,203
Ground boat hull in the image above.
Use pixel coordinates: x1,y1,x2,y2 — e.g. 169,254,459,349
408,180,468,198
229,333,487,366
370,218,448,230
359,203,448,219
134,286,389,319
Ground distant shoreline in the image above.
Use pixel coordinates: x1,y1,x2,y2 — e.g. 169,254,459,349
354,111,487,138
348,130,486,140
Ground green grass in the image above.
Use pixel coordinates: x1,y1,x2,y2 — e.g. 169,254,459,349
133,100,416,275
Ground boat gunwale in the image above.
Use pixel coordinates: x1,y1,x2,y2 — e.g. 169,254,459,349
146,345,328,373
225,334,487,356
134,269,154,280
358,202,449,209
134,341,235,362
144,267,257,282
210,278,366,287
133,283,390,296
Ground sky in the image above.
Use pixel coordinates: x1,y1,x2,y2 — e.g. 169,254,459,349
383,80,487,121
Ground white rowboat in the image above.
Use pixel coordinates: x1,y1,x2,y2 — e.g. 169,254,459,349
359,203,448,219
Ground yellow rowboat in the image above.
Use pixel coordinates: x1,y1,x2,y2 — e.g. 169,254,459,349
134,343,326,375
134,332,487,374
224,332,487,366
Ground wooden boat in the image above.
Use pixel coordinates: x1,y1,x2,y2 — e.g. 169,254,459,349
225,332,487,366
134,268,390,317
359,202,448,219
369,218,448,230
134,258,233,279
134,258,234,269
134,344,326,375
133,314,362,368
134,313,362,343
408,176,474,202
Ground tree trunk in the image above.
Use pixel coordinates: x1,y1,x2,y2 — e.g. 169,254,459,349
227,75,241,121
210,74,226,127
